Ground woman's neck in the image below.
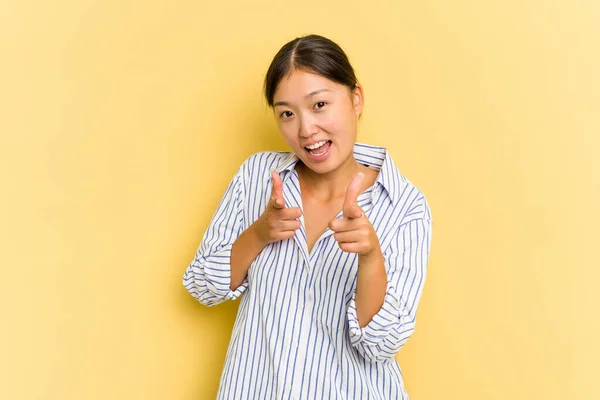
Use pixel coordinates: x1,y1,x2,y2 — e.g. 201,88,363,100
297,155,362,202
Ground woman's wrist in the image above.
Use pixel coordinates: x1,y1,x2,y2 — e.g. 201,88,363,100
248,220,270,250
358,244,383,267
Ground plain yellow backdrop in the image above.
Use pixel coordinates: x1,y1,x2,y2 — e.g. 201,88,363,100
1,0,598,399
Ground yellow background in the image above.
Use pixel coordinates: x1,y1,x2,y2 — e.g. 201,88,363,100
1,0,598,399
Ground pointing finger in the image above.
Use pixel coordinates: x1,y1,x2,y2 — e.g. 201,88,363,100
271,170,285,209
280,207,303,220
343,172,364,217
345,204,364,219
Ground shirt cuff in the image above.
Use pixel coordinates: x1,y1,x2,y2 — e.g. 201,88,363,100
347,280,407,347
202,244,247,301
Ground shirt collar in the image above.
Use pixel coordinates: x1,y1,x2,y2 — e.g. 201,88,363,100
274,142,403,203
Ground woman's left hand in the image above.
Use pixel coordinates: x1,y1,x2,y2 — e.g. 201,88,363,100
329,172,381,257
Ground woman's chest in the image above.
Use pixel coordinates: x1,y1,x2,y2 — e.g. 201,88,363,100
301,196,344,254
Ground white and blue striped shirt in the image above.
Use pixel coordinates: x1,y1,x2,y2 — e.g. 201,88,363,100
183,143,432,399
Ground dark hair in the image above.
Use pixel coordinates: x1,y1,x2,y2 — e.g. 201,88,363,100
264,34,358,107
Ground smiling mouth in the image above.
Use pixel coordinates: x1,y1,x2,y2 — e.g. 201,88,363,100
304,140,332,156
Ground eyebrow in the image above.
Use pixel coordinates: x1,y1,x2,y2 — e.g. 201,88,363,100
273,88,332,107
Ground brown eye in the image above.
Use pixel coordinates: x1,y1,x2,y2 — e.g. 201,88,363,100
314,101,327,110
279,111,294,119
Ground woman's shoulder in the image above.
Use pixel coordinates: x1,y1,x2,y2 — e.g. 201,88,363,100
377,154,432,222
238,150,295,177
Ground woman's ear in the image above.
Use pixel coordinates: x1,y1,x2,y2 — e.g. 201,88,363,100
352,83,364,118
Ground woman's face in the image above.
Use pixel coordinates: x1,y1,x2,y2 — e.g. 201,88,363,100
272,69,363,175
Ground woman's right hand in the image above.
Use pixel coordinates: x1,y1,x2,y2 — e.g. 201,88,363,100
253,170,302,245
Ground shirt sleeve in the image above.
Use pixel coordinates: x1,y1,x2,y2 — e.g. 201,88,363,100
182,165,248,307
347,217,432,362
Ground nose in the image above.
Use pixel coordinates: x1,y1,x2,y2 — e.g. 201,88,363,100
298,113,319,138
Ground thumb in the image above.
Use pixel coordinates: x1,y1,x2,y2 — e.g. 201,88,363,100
271,169,285,208
343,172,364,217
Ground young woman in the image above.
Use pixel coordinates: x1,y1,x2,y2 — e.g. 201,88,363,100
183,34,432,400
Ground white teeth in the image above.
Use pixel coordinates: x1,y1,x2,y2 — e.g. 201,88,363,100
306,140,327,150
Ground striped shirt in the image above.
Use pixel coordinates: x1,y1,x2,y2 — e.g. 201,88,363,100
183,143,432,400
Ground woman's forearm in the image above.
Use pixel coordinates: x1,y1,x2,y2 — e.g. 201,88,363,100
229,223,268,291
355,249,388,327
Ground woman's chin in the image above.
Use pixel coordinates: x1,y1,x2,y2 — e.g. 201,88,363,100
298,156,339,175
